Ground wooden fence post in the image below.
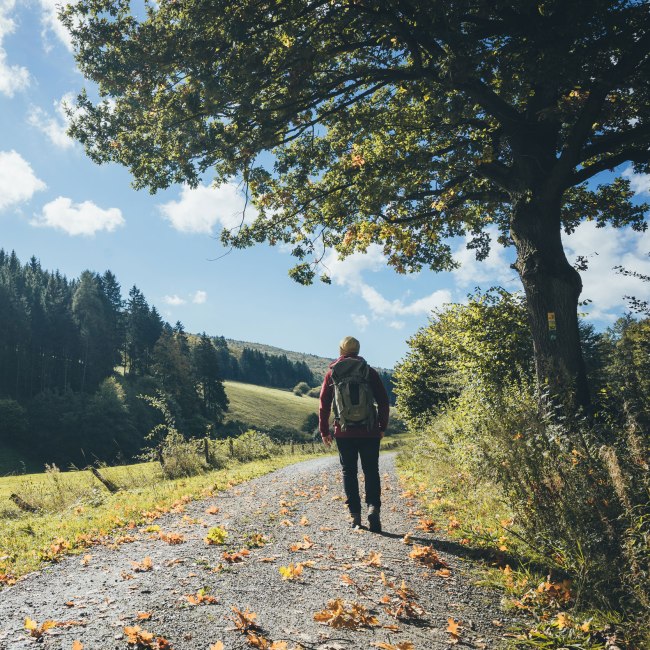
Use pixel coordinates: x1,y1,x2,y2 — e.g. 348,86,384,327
10,493,38,513
90,467,120,493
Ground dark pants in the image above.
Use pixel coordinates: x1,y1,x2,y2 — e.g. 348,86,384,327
335,437,381,514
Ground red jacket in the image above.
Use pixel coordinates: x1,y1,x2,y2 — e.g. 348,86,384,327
319,355,390,440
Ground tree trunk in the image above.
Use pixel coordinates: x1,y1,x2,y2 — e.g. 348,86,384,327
510,194,591,412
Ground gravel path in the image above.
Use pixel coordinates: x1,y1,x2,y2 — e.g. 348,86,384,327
0,453,517,649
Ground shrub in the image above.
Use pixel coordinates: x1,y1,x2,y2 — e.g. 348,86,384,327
230,430,279,462
292,381,310,396
307,386,321,398
422,379,649,612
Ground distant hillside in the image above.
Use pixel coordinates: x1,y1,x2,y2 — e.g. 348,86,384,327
226,339,334,381
223,381,319,435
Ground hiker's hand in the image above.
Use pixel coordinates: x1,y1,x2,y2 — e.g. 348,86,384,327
322,434,332,447
379,431,385,439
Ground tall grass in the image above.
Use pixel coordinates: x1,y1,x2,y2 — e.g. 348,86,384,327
410,380,650,616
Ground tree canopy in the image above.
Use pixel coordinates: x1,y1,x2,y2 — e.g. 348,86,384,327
63,0,650,407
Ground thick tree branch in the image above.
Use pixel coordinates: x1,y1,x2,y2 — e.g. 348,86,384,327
566,148,650,187
580,123,650,162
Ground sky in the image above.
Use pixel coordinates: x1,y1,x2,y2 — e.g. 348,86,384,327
1,1,649,370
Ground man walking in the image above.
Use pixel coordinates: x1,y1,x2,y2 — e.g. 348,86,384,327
319,336,390,532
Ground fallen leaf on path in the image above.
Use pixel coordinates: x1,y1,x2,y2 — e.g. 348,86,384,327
247,632,288,649
372,643,414,650
81,554,92,566
408,545,449,569
314,599,379,629
209,643,224,650
300,516,310,526
186,589,218,605
24,617,84,639
137,612,152,620
290,535,314,551
72,641,83,650
24,617,56,638
131,556,153,572
222,548,250,563
159,532,184,544
402,533,412,545
435,568,452,578
364,551,382,567
205,506,220,515
447,618,461,644
246,533,268,548
231,607,262,633
279,563,304,580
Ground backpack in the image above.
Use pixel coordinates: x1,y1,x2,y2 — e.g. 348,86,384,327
331,357,377,431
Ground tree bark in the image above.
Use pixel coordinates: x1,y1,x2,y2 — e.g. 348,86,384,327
510,194,591,412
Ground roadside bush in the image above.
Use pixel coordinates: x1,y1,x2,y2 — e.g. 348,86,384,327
421,378,649,612
307,386,321,398
292,381,310,396
230,430,279,462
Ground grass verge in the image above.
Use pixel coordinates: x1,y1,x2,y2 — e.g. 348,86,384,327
396,438,647,649
0,452,318,585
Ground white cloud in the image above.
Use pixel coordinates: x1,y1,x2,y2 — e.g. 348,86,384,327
32,197,124,235
160,183,257,234
38,0,73,52
0,0,30,96
623,166,650,195
323,245,452,319
451,226,519,291
351,314,369,331
388,320,406,330
192,290,207,304
0,150,46,211
564,221,650,322
163,295,186,306
27,93,75,149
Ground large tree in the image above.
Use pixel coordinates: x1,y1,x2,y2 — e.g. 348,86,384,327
63,0,650,408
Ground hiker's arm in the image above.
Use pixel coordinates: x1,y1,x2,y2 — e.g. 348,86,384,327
319,371,334,444
370,369,390,433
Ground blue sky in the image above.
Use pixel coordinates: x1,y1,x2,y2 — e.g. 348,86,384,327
1,1,649,370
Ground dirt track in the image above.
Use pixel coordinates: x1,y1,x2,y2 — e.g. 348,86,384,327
0,453,518,649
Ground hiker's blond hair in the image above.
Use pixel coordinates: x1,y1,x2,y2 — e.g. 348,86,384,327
339,336,360,356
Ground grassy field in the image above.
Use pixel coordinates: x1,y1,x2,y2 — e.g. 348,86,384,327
223,380,319,432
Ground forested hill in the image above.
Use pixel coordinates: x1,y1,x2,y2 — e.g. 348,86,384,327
226,339,334,380
0,251,324,470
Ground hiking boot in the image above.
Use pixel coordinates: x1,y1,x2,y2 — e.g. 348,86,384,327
350,513,362,529
367,505,381,533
